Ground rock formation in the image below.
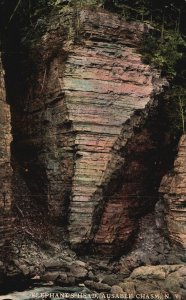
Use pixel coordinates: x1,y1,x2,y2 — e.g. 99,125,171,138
5,8,168,253
159,135,186,253
0,4,185,298
118,264,186,299
0,55,12,254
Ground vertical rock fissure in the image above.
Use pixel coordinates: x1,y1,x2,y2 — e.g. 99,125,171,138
91,93,178,255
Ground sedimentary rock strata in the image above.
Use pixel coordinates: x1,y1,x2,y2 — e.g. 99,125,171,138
65,15,155,247
6,8,168,251
159,135,186,252
0,5,185,295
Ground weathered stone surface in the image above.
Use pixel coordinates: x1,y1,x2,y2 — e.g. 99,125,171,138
119,265,186,299
84,280,111,292
70,265,88,279
65,12,166,248
131,265,167,280
102,274,122,286
7,7,167,253
41,271,60,282
119,281,136,294
1,4,185,294
110,285,124,294
159,135,186,252
0,54,12,251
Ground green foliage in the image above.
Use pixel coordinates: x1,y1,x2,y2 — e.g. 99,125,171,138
141,31,186,134
167,86,186,134
108,0,151,21
142,32,186,79
104,1,186,134
107,0,186,135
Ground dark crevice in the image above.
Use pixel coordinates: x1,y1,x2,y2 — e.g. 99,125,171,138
89,93,179,256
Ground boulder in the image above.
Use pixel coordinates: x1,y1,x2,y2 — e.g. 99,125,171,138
84,280,111,292
131,266,166,280
111,285,124,294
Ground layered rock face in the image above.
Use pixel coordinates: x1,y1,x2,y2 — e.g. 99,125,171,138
64,12,165,249
6,8,167,252
159,135,186,252
0,55,12,250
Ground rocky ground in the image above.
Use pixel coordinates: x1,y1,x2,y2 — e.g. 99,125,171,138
1,212,185,299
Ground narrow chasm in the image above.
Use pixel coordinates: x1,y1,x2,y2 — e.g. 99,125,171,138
3,35,49,231
0,2,185,298
0,9,174,253
0,6,75,288
2,39,74,242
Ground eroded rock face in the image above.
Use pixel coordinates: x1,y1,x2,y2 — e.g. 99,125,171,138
159,135,186,253
5,8,167,253
0,55,12,252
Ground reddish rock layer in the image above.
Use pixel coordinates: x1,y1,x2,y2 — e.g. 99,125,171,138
159,135,186,251
64,10,165,247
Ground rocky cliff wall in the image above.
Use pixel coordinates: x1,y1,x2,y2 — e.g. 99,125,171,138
159,135,186,253
63,11,167,250
0,54,12,253
4,8,168,254
0,6,185,295
1,8,174,253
